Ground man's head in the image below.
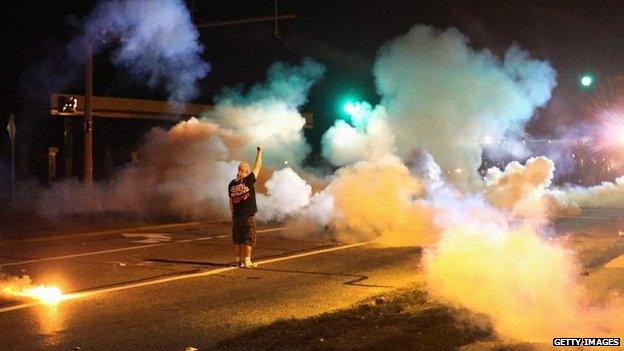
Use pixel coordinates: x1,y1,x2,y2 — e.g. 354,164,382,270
236,162,251,180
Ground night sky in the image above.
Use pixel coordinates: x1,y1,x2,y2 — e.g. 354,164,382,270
1,0,624,157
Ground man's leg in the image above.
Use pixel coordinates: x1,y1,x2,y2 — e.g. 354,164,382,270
243,216,257,268
243,245,257,267
233,217,243,267
234,244,242,266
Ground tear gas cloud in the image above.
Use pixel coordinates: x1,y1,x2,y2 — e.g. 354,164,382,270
425,224,624,341
38,59,324,218
256,167,312,223
69,0,209,101
286,25,621,341
206,58,325,168
564,176,624,208
40,119,240,217
321,105,397,166
324,156,435,247
484,156,580,219
35,20,624,343
323,26,556,186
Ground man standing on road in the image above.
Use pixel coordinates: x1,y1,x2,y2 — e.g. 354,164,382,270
228,146,263,268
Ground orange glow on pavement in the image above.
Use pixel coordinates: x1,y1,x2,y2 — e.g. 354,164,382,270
6,285,64,304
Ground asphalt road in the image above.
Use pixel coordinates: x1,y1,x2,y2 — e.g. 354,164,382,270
0,208,623,351
0,221,422,350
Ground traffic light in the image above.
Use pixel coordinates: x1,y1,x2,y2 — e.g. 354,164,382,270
341,100,372,127
579,73,595,89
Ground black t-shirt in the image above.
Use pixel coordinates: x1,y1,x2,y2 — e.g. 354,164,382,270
228,173,257,217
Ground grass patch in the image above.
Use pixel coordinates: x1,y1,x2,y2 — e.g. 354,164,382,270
210,285,533,351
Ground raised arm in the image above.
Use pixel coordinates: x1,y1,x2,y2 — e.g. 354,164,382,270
253,145,263,178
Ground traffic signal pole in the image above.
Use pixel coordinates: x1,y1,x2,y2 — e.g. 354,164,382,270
84,43,93,190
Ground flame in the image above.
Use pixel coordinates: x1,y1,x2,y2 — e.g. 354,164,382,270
8,285,64,304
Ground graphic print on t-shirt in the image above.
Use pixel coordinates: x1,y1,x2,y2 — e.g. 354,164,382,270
230,181,250,203
229,173,257,217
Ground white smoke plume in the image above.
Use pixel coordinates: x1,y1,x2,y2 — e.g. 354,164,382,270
370,25,556,184
40,118,241,218
483,156,580,219
564,176,624,208
69,0,210,101
321,105,397,166
256,168,312,222
205,58,325,168
38,60,325,218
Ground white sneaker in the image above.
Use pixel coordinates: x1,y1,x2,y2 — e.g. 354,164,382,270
243,259,258,268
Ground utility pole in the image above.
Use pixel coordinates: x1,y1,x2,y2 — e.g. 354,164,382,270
7,113,16,204
274,0,281,39
84,43,93,189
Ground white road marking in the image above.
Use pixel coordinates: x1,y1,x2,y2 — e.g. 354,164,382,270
176,239,197,243
255,228,285,234
0,243,168,267
121,233,172,244
556,215,616,220
0,241,371,314
4,222,206,243
0,227,285,267
604,254,624,268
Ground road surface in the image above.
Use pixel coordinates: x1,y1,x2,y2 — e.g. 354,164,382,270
0,221,421,350
0,208,623,350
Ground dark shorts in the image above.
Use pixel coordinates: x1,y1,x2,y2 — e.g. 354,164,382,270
232,215,256,246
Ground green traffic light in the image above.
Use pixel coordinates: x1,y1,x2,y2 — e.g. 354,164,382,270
343,102,356,114
341,100,372,127
579,73,595,88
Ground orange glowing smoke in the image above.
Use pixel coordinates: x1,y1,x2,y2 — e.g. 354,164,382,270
329,157,436,247
424,224,624,341
2,280,64,304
